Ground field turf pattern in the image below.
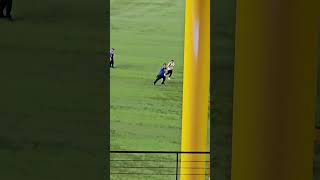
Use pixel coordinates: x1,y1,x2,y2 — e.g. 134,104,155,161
110,0,185,152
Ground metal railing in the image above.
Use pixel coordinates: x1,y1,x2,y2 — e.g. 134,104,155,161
110,150,210,180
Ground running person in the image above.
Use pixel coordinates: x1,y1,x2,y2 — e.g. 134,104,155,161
153,63,167,85
166,59,175,80
109,48,115,68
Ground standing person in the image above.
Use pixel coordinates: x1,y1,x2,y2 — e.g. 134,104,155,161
166,59,175,80
109,48,115,68
153,63,167,85
0,0,13,20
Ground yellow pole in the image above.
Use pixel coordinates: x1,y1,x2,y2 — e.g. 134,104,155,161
232,0,319,180
180,0,210,179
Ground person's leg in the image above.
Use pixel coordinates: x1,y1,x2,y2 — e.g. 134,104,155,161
5,0,12,18
110,59,114,68
0,0,5,17
167,70,172,79
154,75,161,85
112,56,114,67
161,76,166,84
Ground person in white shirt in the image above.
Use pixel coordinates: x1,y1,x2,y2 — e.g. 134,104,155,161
165,59,175,80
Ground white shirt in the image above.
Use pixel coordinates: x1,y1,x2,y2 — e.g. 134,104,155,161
167,62,175,70
110,49,115,56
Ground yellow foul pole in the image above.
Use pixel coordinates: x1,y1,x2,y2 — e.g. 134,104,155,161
180,0,210,179
231,0,319,180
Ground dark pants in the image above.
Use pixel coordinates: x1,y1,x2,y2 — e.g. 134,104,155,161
154,75,166,85
110,58,114,68
0,0,12,17
166,70,173,77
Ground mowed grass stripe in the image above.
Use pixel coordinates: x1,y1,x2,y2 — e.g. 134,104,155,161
111,0,184,153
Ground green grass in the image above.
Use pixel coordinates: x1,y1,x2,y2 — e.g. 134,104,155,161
0,1,106,179
110,0,185,151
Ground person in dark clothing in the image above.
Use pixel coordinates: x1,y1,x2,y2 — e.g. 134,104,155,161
109,48,115,68
153,63,167,85
0,0,13,20
165,59,175,80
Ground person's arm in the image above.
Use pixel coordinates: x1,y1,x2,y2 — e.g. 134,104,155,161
166,63,171,69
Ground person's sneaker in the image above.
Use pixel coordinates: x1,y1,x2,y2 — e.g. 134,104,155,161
168,77,171,80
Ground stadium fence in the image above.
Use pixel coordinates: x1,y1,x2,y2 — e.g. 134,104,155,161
110,150,210,180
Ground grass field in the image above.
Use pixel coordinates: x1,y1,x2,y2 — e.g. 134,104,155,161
0,1,106,179
110,0,185,151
